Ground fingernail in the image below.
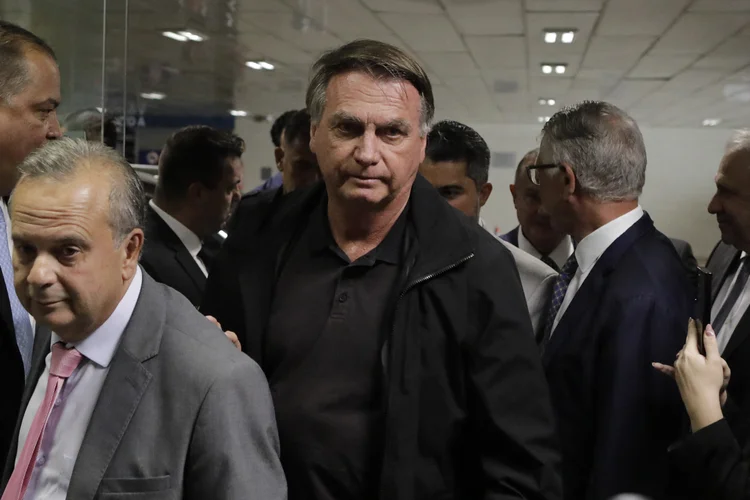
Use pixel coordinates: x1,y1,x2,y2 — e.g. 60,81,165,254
706,325,716,337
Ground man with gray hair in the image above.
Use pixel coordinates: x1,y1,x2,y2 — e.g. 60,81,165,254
203,39,561,500
531,101,691,500
0,20,62,467
1,138,286,500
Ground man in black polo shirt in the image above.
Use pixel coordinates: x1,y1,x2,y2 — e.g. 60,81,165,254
202,39,561,500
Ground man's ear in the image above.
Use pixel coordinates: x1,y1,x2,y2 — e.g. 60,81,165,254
562,164,577,196
509,183,516,199
479,182,493,208
274,147,284,172
121,228,144,281
187,181,205,201
309,123,318,155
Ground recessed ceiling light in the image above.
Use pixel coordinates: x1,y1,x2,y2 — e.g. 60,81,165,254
561,31,576,44
702,118,721,127
95,107,103,113
246,60,275,71
178,30,206,42
230,109,248,117
544,32,557,43
542,64,553,74
140,92,166,100
538,98,547,105
538,98,556,106
555,64,567,74
538,116,551,123
163,31,188,42
548,98,556,105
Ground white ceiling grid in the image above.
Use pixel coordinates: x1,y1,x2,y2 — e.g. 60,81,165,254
228,0,750,128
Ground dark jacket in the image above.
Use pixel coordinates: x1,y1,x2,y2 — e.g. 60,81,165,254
202,176,563,500
140,205,208,307
499,226,519,247
0,271,22,468
542,214,691,500
668,242,750,499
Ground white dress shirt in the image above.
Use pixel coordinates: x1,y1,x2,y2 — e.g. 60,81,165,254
1,199,36,333
149,199,208,277
518,227,574,271
712,252,750,354
551,206,645,334
16,267,143,500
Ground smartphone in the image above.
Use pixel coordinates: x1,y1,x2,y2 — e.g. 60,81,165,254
694,267,713,355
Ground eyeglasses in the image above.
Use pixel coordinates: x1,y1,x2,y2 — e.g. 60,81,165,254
526,163,564,186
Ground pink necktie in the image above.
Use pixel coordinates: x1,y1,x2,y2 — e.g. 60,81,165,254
2,342,83,500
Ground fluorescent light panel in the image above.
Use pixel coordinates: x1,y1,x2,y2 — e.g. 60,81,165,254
702,118,721,127
163,31,188,42
544,29,577,44
230,109,248,117
140,92,165,100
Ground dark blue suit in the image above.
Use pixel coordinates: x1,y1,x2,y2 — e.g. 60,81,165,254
543,214,691,500
499,226,519,247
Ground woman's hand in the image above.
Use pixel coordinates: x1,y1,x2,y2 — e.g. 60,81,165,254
653,319,729,432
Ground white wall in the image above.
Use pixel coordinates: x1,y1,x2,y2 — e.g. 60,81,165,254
235,119,730,262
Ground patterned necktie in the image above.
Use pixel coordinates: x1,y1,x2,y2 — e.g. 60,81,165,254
1,342,83,500
540,254,579,349
713,257,750,336
0,207,33,376
540,254,560,273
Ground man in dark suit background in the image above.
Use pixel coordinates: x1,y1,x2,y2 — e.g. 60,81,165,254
502,148,573,271
533,101,691,500
226,109,319,238
141,125,244,307
0,21,62,466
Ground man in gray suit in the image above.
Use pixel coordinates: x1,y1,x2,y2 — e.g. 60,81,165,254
0,138,286,500
420,120,557,335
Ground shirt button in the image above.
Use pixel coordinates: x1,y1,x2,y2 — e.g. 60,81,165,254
36,454,46,467
54,398,62,407
338,292,348,303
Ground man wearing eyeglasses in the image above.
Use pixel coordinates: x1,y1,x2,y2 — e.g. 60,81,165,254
532,101,692,500
502,149,573,272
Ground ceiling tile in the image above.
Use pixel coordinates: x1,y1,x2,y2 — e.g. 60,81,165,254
689,0,750,12
526,12,598,41
481,69,528,93
596,0,689,36
418,51,480,77
525,0,604,12
237,32,315,65
581,36,655,70
302,0,396,40
360,0,443,14
244,12,343,52
660,69,726,95
239,0,292,12
466,36,526,69
446,0,524,36
605,79,667,107
650,13,750,55
628,54,696,78
378,13,465,52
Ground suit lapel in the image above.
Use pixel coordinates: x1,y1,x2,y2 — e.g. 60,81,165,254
66,273,164,500
723,307,750,360
147,206,206,292
542,214,655,364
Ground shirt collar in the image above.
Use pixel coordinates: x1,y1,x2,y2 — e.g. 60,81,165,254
517,225,574,266
51,267,143,368
149,199,203,259
309,197,405,265
574,206,644,274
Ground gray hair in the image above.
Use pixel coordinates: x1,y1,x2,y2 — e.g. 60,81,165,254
515,148,539,184
306,39,435,136
14,138,146,244
541,101,646,202
726,129,750,155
